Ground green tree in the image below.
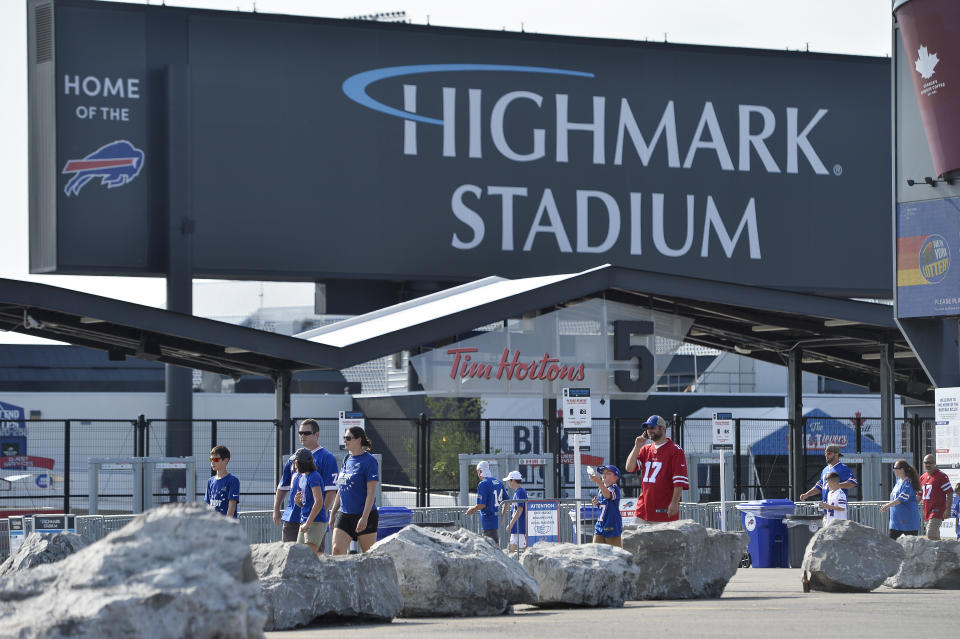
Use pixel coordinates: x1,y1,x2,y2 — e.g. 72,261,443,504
407,397,487,491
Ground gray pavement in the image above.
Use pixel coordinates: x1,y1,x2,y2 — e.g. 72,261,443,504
266,567,960,638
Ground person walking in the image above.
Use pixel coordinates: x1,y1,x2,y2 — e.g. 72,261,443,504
799,444,858,502
273,419,339,545
879,460,921,539
624,415,689,522
920,454,954,540
466,461,506,543
818,472,848,526
503,470,527,553
330,426,380,554
291,447,330,556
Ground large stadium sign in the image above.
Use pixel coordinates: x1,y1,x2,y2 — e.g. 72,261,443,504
29,0,891,296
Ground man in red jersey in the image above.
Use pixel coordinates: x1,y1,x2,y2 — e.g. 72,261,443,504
920,454,954,540
624,415,689,522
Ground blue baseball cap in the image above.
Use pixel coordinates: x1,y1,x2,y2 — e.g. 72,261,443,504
597,465,621,479
644,415,667,428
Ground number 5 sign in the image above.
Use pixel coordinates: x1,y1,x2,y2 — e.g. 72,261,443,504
613,320,654,392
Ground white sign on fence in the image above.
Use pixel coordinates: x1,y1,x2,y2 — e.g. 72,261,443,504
526,500,560,545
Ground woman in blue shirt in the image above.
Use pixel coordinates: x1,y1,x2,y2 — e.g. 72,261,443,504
880,460,921,539
330,426,380,554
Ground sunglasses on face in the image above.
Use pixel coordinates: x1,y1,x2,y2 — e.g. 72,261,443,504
209,457,221,462
343,435,355,441
298,430,314,436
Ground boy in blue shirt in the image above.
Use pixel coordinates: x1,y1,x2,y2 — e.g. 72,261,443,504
206,445,240,518
503,470,528,553
466,460,506,544
590,464,622,547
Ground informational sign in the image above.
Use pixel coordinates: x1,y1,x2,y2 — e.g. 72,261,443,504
563,388,592,430
100,463,133,471
338,411,365,431
7,516,25,555
712,412,734,450
525,500,560,545
934,387,960,469
29,1,893,297
32,514,75,534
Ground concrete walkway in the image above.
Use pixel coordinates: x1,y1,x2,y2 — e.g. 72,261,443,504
267,567,960,637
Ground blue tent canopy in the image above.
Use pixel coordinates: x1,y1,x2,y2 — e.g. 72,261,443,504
750,408,881,455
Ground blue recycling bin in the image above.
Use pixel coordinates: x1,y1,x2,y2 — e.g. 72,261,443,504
376,506,413,541
735,499,795,568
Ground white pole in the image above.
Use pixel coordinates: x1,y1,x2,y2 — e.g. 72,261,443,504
719,450,727,532
574,433,581,544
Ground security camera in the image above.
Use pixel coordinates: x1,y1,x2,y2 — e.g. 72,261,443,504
599,397,606,405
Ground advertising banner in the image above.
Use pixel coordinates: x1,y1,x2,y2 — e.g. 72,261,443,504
410,298,691,398
895,0,960,177
896,197,960,318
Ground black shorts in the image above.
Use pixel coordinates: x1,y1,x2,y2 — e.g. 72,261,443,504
281,520,300,543
334,509,379,541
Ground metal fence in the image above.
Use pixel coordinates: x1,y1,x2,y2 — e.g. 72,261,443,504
1,414,934,518
1,499,921,562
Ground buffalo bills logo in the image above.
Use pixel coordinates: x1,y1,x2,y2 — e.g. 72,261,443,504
62,140,144,196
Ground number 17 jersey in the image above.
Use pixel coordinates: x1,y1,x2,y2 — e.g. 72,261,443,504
634,439,689,522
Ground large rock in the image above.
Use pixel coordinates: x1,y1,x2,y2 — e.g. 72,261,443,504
251,541,402,629
0,532,89,576
520,543,638,607
884,536,960,589
801,520,904,592
0,503,264,639
369,525,538,616
622,520,746,599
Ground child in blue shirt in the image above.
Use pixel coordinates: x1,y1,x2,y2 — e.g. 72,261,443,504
503,470,528,553
292,447,329,555
590,464,622,547
205,445,240,518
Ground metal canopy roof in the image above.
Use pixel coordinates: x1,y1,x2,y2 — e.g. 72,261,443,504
0,278,343,378
300,265,930,401
0,268,931,401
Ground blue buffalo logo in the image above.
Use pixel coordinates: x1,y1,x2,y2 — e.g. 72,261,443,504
62,140,144,196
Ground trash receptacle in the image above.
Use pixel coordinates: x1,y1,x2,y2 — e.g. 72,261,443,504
735,499,795,568
376,506,413,541
783,515,822,568
568,506,601,543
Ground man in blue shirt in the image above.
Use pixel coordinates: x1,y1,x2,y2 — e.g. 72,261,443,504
466,460,506,544
272,419,339,544
798,444,858,502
